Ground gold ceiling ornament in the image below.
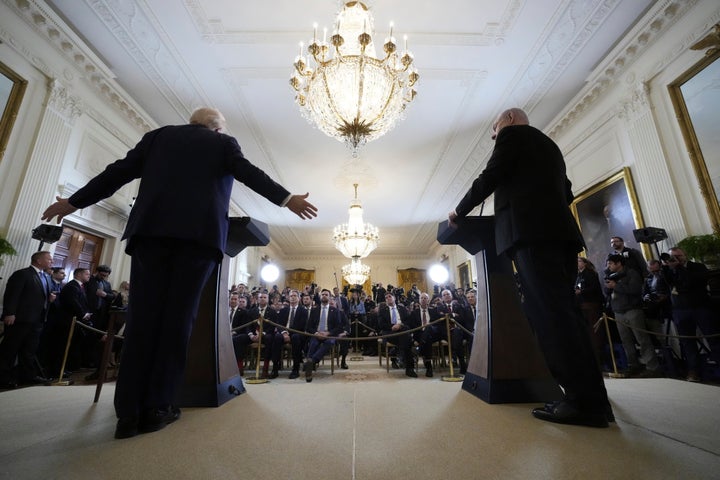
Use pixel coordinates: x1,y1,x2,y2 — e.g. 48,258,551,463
342,256,371,286
333,183,379,259
290,1,418,155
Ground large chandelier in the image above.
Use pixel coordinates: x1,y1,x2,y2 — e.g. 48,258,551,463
290,1,419,155
342,257,371,285
333,184,379,258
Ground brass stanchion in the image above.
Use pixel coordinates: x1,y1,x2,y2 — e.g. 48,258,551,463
602,313,623,378
441,314,463,382
51,317,76,386
349,317,363,361
245,315,268,384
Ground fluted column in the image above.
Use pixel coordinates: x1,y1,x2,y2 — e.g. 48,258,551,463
1,79,81,286
618,82,685,243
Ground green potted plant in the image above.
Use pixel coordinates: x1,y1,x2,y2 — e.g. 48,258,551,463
0,235,17,267
676,233,720,268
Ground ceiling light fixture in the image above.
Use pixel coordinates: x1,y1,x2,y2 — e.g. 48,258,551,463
333,183,379,259
290,1,418,155
342,256,371,285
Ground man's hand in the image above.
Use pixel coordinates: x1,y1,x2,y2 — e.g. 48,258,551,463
3,315,16,326
41,196,78,224
286,193,318,220
448,210,459,228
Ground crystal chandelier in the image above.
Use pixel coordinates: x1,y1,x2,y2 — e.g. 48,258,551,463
290,1,419,155
333,184,379,258
342,257,371,285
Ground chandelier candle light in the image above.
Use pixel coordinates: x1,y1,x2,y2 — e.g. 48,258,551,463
290,1,419,155
333,184,379,259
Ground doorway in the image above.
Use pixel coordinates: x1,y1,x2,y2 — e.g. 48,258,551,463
52,226,105,276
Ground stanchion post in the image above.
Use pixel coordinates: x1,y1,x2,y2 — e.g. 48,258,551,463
442,314,463,382
246,315,268,384
94,312,118,403
52,317,76,386
603,313,623,378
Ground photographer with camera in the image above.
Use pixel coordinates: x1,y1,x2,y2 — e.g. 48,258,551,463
606,254,662,377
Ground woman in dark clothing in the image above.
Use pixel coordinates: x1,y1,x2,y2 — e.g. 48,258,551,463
575,257,606,368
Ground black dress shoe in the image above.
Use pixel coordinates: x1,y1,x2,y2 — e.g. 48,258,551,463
544,400,615,423
532,401,608,428
289,370,300,379
405,369,418,378
139,406,181,433
425,367,433,378
269,370,279,379
23,376,50,385
303,360,314,382
115,417,139,439
341,362,349,370
391,359,399,369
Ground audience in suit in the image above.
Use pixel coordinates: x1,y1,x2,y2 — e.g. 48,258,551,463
410,292,441,377
0,251,54,388
248,292,283,379
377,292,417,378
278,290,309,379
303,289,344,382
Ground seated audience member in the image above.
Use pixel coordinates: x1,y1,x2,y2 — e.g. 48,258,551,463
247,292,283,379
411,292,441,377
665,247,720,382
277,290,309,379
303,289,343,382
606,254,662,377
377,292,417,378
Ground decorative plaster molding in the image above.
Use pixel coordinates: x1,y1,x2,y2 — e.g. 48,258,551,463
2,0,155,133
548,0,697,138
183,0,523,47
618,82,652,122
46,79,82,123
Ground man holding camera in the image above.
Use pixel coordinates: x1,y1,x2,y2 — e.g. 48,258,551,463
606,254,662,377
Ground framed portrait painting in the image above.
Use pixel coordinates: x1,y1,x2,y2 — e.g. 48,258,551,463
571,168,648,273
0,61,27,164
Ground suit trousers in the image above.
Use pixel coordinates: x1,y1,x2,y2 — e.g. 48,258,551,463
512,243,609,411
0,320,43,382
114,238,217,419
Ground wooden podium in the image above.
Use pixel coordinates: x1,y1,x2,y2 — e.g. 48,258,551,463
437,217,562,403
176,217,270,407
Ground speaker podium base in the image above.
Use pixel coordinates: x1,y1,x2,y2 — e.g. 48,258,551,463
438,217,562,404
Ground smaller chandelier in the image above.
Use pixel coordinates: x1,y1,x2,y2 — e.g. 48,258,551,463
290,1,418,154
342,257,371,285
333,184,379,258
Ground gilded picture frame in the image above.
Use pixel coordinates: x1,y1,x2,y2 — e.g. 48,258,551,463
0,61,27,164
457,260,472,290
668,46,720,233
571,168,648,273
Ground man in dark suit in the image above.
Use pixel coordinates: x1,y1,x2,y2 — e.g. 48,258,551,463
0,251,54,388
377,292,417,378
434,288,470,374
410,292,441,377
247,292,283,379
278,289,309,379
230,294,251,376
55,267,93,375
449,107,611,428
42,107,318,439
303,289,345,382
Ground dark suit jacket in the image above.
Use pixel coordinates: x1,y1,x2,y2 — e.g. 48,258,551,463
455,125,583,255
247,306,280,334
278,305,309,333
306,305,344,336
1,267,48,324
68,123,290,261
377,303,410,332
58,280,90,324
